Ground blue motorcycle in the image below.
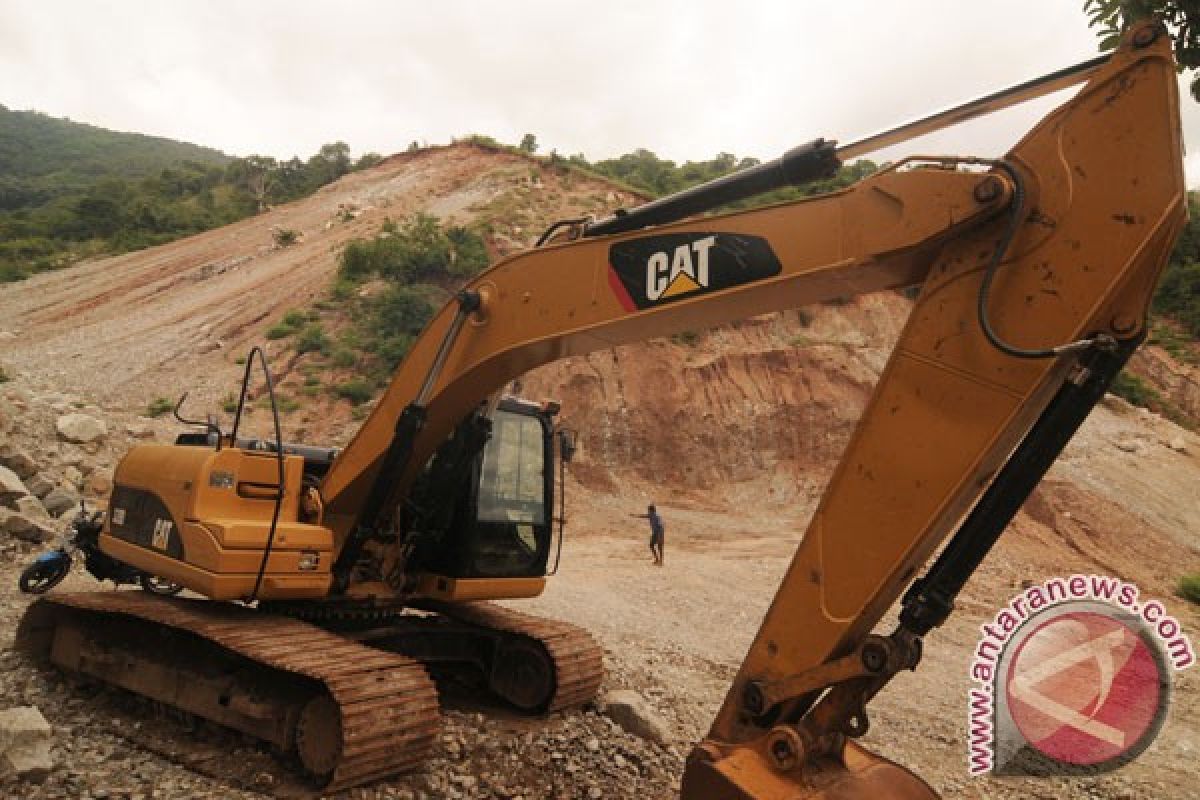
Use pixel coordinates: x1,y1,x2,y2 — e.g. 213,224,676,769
18,506,182,596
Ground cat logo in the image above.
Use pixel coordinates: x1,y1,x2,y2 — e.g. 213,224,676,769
608,232,782,311
646,235,716,302
151,518,174,550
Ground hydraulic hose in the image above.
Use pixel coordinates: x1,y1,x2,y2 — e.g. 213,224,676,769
975,159,1114,359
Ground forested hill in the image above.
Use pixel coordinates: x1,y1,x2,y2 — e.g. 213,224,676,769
0,105,228,200
0,105,380,283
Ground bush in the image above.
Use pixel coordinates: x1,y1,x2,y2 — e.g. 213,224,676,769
144,396,174,417
376,334,416,368
266,309,307,340
266,323,295,340
330,277,358,301
0,365,9,383
373,285,434,339
1180,573,1200,605
277,395,301,413
282,309,307,328
337,214,489,284
335,379,373,406
380,213,450,283
221,393,238,413
339,239,375,282
370,285,435,368
330,348,357,368
295,323,330,355
273,228,299,247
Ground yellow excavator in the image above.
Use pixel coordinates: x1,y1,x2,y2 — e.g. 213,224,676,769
15,20,1186,798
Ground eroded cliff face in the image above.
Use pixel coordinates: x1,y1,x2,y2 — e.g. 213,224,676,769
521,294,911,506
1130,346,1200,422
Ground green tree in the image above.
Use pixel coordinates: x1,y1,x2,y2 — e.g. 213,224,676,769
519,133,538,154
1084,1,1200,99
354,152,384,170
307,141,352,185
445,225,490,277
226,155,278,212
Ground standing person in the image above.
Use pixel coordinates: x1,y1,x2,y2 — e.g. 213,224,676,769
631,504,665,566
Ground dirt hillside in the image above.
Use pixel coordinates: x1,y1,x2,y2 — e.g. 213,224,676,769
0,144,1198,799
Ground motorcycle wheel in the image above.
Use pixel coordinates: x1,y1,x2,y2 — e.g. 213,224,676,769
19,557,70,594
139,574,184,596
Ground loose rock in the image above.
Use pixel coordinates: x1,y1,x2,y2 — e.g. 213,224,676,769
0,445,38,480
55,414,107,444
62,466,83,490
42,486,80,517
3,504,55,542
126,422,157,439
24,473,55,499
15,494,48,520
0,706,55,779
600,690,670,746
0,466,28,507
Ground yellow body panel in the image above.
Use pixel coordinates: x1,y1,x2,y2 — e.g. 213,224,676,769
413,575,546,602
104,444,333,601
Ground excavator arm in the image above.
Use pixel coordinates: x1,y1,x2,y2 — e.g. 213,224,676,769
317,21,1184,797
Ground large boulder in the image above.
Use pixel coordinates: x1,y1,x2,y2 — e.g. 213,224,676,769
0,706,54,780
600,690,670,746
0,466,28,507
55,413,107,444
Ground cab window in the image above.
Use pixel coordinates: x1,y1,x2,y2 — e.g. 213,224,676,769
477,410,546,525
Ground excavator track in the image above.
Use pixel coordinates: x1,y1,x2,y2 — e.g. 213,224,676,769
264,598,606,713
16,592,439,792
423,600,604,712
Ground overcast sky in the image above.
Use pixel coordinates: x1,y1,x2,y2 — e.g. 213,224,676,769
2,0,1198,185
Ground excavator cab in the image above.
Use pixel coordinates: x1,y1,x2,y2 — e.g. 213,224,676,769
404,397,561,586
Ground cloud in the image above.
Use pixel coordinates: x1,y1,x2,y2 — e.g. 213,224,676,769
0,0,1196,172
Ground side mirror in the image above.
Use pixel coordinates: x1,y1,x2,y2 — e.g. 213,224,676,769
557,429,577,464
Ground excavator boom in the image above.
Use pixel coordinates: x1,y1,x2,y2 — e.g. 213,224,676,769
315,20,1183,796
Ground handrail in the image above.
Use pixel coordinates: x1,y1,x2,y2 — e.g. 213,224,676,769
230,346,287,603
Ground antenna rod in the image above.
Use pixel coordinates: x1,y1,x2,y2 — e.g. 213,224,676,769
584,52,1111,238
836,53,1109,160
